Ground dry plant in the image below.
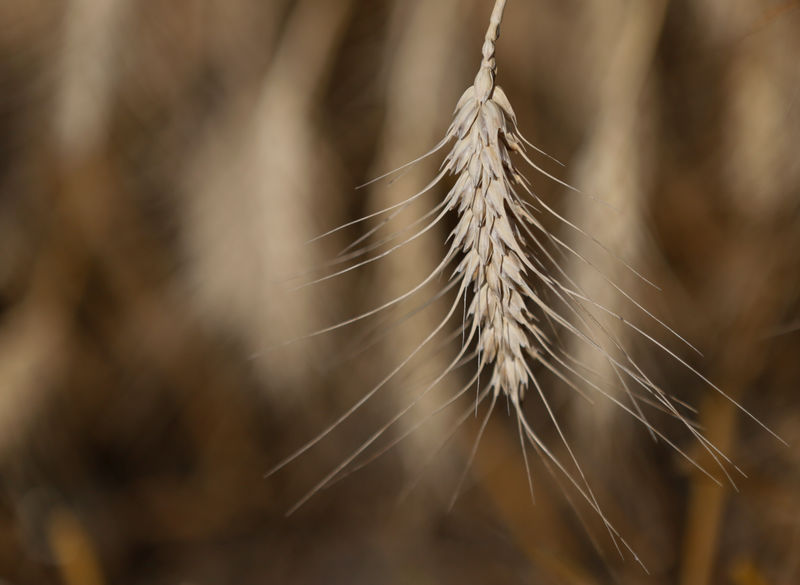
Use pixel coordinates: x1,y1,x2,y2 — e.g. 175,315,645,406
181,0,353,400
0,0,130,455
267,0,782,565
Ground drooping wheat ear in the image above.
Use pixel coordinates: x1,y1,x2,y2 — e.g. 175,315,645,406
442,0,538,408
436,0,640,549
268,0,781,554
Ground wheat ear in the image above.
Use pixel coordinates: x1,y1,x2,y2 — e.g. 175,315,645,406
268,1,781,556
436,0,777,480
443,0,542,408
432,0,648,556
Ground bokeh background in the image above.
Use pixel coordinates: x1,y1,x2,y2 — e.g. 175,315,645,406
1,1,799,584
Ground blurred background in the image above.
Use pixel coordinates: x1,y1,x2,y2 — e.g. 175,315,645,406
1,1,799,583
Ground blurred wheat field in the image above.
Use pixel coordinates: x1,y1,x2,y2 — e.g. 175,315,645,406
1,1,799,584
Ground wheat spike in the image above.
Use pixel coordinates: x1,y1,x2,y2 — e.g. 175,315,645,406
268,2,781,561
436,0,641,555
442,0,541,408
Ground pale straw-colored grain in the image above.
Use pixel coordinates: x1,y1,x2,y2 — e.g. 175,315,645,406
269,1,781,558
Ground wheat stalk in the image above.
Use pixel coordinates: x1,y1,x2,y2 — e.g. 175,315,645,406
268,0,783,561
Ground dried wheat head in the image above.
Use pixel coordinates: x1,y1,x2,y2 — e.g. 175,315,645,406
267,0,781,565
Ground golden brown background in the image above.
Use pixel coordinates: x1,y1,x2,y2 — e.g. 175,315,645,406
0,1,798,583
